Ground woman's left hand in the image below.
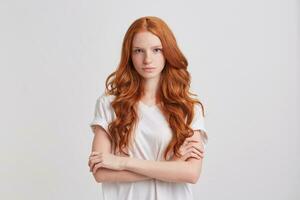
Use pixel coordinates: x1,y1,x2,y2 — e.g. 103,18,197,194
89,151,126,173
171,136,205,161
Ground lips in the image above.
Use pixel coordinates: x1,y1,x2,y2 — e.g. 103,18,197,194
142,67,156,73
143,67,156,70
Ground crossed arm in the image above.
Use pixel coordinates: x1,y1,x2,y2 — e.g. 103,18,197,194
120,155,202,183
89,125,205,184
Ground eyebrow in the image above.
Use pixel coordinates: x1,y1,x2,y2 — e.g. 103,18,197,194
132,45,163,49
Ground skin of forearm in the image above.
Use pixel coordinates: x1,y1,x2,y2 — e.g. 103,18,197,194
94,168,152,183
121,157,200,183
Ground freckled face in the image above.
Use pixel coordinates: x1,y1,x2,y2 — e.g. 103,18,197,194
131,31,166,80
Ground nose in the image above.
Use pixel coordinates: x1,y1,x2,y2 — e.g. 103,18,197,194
143,51,152,64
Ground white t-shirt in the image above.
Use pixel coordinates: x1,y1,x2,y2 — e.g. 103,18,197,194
89,93,208,200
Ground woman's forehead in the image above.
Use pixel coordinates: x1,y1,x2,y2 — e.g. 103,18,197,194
132,31,162,47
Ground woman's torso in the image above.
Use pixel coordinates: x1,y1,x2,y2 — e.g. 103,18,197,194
101,95,194,200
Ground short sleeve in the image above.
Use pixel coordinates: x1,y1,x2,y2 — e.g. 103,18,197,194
89,94,115,136
190,103,208,148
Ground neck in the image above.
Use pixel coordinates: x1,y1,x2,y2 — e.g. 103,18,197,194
142,76,160,98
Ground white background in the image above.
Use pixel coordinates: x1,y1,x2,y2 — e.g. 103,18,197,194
0,0,299,199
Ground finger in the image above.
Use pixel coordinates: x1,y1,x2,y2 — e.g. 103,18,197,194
180,144,204,158
92,163,102,174
180,140,191,152
89,151,101,157
186,144,204,154
189,151,202,160
182,151,200,160
91,163,101,174
89,158,102,171
89,151,100,158
89,155,99,160
89,152,102,160
173,151,188,161
191,148,204,158
186,148,204,159
179,147,190,156
89,157,102,165
181,154,189,161
185,136,201,143
178,146,204,160
186,141,204,151
90,151,99,156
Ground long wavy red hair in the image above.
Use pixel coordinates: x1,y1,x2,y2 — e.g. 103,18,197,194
104,16,206,160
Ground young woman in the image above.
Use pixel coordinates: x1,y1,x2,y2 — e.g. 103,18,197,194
88,16,208,200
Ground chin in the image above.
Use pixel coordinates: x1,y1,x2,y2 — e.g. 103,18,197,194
141,73,161,80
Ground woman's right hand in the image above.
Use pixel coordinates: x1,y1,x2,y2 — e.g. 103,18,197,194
171,137,205,161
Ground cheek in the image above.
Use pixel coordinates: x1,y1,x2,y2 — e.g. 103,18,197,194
131,55,142,68
156,55,166,67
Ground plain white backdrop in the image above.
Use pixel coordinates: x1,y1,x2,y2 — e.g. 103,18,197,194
0,0,299,199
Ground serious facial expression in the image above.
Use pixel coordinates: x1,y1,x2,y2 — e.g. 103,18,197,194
131,31,166,80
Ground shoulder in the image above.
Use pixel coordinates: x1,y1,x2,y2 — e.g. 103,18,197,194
189,89,205,116
96,92,116,105
189,96,208,145
94,92,117,117
193,102,205,118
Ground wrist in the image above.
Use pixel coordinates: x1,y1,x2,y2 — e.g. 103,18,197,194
119,156,129,170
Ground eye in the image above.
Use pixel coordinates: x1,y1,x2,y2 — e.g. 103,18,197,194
133,49,143,53
153,48,162,53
